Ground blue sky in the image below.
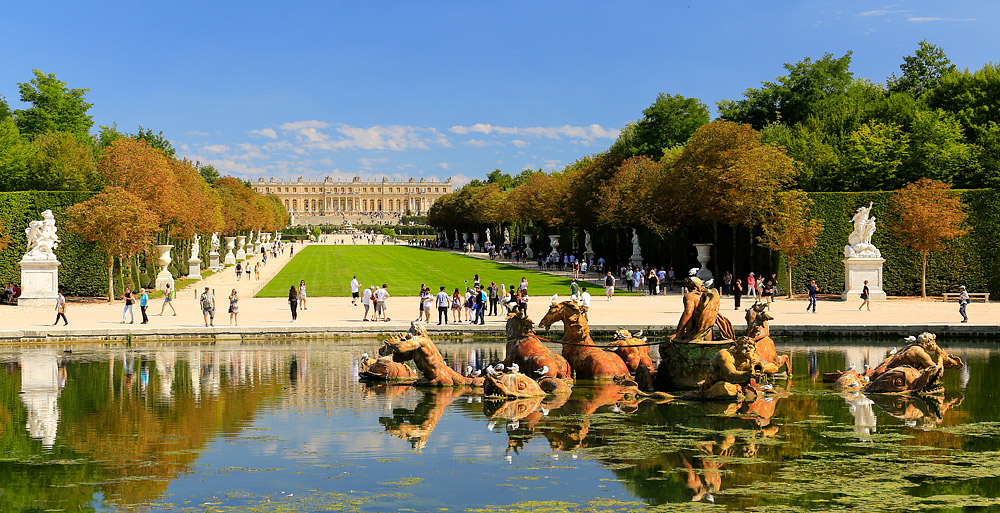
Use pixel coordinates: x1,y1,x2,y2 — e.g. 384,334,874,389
2,1,997,185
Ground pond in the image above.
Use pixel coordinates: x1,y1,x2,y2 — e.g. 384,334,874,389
1,339,999,512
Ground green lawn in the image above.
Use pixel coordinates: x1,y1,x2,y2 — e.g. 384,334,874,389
256,245,634,297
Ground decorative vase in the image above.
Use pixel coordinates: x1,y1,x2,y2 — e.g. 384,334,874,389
693,243,714,281
154,244,175,292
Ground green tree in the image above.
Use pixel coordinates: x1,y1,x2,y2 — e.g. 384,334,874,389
843,121,910,190
0,119,36,191
0,96,10,121
718,52,854,128
15,70,94,138
906,110,981,186
759,191,824,297
66,187,161,301
198,164,221,184
133,126,175,156
889,179,968,297
27,131,100,191
888,40,956,98
632,93,710,159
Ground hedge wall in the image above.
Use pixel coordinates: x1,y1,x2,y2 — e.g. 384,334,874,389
0,191,108,296
778,189,1000,296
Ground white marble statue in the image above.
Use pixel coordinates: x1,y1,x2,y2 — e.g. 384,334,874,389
210,232,220,252
631,228,641,257
584,230,594,255
844,202,882,258
503,228,510,246
191,234,201,256
485,228,491,244
23,210,59,260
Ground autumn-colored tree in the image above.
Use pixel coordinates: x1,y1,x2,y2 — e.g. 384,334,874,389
890,178,968,297
98,138,180,234
66,187,160,301
507,172,568,227
214,176,259,233
168,158,222,238
597,155,670,233
759,191,824,297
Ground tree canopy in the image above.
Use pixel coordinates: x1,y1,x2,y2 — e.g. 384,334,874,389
15,70,94,138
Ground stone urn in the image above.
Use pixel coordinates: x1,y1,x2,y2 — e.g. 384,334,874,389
524,234,534,259
473,232,480,252
224,237,237,265
548,234,561,259
236,236,247,261
154,244,175,292
694,243,714,281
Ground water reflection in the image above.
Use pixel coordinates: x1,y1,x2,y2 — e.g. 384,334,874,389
0,340,998,511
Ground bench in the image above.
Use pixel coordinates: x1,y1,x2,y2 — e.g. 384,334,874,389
942,292,990,302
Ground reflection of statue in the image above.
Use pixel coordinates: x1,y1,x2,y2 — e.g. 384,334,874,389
191,234,201,256
485,228,491,244
870,392,963,429
631,228,641,257
210,232,220,251
584,230,594,255
503,228,510,246
844,202,881,258
24,210,59,260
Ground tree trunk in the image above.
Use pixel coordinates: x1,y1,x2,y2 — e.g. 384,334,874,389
712,222,719,280
787,259,793,299
921,250,928,298
731,224,738,284
107,262,115,302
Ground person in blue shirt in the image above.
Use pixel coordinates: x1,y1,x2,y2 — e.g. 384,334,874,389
139,288,150,324
806,280,819,313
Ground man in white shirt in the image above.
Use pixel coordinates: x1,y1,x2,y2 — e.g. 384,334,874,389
436,286,450,325
374,284,390,321
361,286,374,321
579,286,592,318
350,276,360,306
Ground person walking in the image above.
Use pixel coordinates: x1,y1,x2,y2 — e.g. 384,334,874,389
959,285,970,323
474,286,486,325
667,267,676,291
200,286,215,327
417,286,430,322
647,268,658,296
570,279,580,298
422,287,433,322
733,279,743,310
436,286,450,325
288,285,298,322
806,280,818,313
159,283,177,316
374,284,390,321
350,275,360,306
451,288,463,322
487,282,499,316
747,273,757,302
138,288,150,324
122,287,135,324
299,280,308,310
228,288,239,326
53,291,67,326
579,286,591,318
723,271,732,295
604,271,616,301
361,285,374,321
236,262,242,281
858,280,871,311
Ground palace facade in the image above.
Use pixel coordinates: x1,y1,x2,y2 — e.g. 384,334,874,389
252,176,453,216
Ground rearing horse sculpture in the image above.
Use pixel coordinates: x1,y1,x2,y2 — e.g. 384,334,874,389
379,322,483,387
503,303,572,379
538,300,629,381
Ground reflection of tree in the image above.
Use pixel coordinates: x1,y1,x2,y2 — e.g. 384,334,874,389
0,348,290,511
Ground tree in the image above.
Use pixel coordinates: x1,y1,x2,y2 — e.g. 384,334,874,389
133,126,175,156
632,93,710,159
842,121,910,190
66,187,160,301
598,155,671,233
718,52,854,128
0,96,10,122
906,109,981,186
759,191,824,297
27,131,99,191
890,179,968,297
98,138,180,233
0,119,36,191
15,70,94,138
888,40,956,97
198,164,221,184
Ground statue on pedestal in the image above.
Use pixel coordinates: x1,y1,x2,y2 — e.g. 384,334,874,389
631,228,641,258
24,210,59,260
191,234,201,256
844,202,881,258
485,228,491,244
210,232,220,252
503,228,510,246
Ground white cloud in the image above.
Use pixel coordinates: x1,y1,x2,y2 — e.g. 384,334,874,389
907,16,976,22
185,131,209,136
249,128,278,139
358,157,390,170
543,160,562,170
449,174,472,187
449,123,619,142
438,162,450,170
462,138,496,148
511,139,529,148
202,144,230,153
279,120,330,131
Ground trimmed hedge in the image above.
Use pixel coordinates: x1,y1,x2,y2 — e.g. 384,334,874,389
778,189,1000,296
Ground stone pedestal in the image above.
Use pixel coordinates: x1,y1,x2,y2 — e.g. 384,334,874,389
584,251,595,267
473,233,480,252
209,251,221,271
235,236,247,261
842,257,887,301
524,234,534,259
188,257,203,280
693,243,714,282
17,258,60,307
154,244,175,292
224,237,236,265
